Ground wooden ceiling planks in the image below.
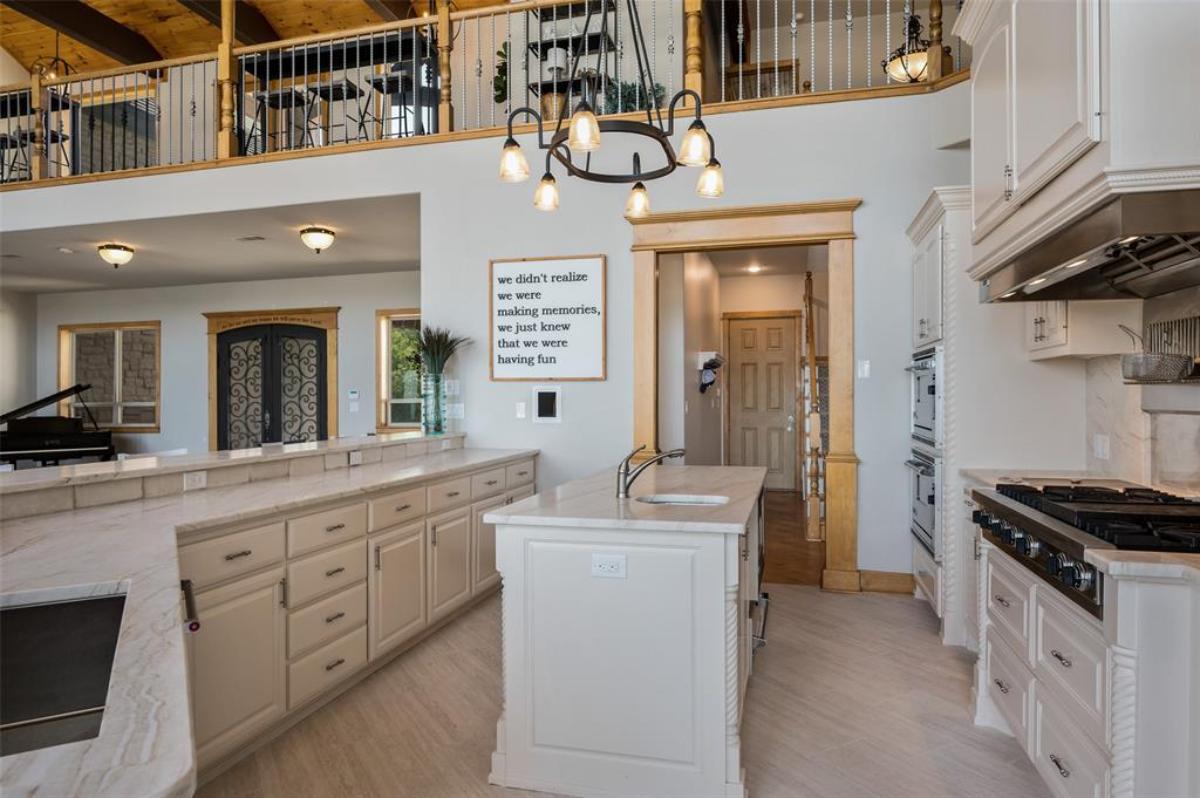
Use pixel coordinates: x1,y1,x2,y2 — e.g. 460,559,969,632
0,3,120,75
249,0,393,39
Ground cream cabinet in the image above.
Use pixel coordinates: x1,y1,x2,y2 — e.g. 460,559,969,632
428,507,473,621
970,14,1013,237
186,567,286,767
1024,299,1141,360
912,222,944,348
471,495,507,594
368,520,427,661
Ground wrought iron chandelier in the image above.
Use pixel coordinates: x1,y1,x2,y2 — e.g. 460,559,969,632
497,0,723,216
882,3,931,83
32,32,73,81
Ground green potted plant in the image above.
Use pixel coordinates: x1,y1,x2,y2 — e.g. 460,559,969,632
419,326,471,434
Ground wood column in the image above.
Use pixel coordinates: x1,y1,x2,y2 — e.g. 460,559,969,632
683,0,703,102
29,73,44,180
822,238,860,592
216,0,236,159
437,0,454,132
632,249,658,461
804,270,823,541
926,0,944,81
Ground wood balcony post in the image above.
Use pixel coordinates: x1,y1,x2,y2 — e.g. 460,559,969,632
684,0,703,104
437,0,454,132
216,0,236,158
927,0,944,81
29,73,44,181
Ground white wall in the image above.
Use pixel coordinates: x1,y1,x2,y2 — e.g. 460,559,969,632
2,89,969,573
0,49,29,85
34,271,419,454
0,288,37,412
719,269,829,357
657,253,686,457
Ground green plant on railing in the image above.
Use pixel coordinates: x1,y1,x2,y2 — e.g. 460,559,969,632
601,80,666,114
492,41,510,105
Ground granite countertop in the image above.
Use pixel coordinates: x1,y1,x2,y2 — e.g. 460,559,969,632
0,431,465,495
485,464,766,535
0,447,535,798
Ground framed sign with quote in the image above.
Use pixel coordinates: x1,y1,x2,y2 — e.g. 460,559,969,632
489,254,607,381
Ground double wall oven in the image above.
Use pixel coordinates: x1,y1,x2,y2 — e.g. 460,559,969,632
907,346,942,561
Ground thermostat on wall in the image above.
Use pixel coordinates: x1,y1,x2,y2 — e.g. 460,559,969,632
532,386,561,423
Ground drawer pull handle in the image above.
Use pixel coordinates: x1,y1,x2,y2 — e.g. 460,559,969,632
325,657,346,672
224,549,253,561
325,523,346,533
992,678,1010,695
325,566,346,578
485,480,499,486
447,491,460,497
993,594,1011,608
1050,649,1073,668
1048,754,1070,778
325,611,346,624
395,503,412,512
517,471,528,476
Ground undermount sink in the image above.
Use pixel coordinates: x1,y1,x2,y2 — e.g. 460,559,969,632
635,494,730,506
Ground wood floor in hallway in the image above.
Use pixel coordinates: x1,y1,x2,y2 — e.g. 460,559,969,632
762,490,825,586
199,585,1050,798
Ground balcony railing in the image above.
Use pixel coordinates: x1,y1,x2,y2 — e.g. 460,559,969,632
0,0,967,188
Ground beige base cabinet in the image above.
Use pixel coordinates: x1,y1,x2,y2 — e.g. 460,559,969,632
368,520,427,661
471,495,507,593
428,508,473,622
187,568,286,767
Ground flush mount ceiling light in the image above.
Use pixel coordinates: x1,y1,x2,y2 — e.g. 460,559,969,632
97,243,134,268
497,0,723,215
882,2,931,83
300,227,335,254
746,265,762,274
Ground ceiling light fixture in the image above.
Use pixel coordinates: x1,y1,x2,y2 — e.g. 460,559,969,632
1065,259,1087,269
1000,291,1016,299
497,1,723,214
882,2,931,83
1119,235,1141,245
97,243,134,268
746,265,762,274
1027,277,1047,287
300,227,335,254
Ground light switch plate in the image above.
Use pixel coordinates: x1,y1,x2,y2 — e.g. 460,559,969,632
348,450,364,466
445,403,465,419
516,401,527,419
348,401,360,413
857,359,871,379
591,553,627,579
1092,434,1111,461
183,471,207,492
444,379,461,397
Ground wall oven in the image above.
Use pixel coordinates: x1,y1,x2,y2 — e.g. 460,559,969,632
908,347,942,450
906,448,940,561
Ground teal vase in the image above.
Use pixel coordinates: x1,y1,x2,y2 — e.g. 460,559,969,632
422,373,445,434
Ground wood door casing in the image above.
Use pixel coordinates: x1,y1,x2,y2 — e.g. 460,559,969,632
727,316,798,491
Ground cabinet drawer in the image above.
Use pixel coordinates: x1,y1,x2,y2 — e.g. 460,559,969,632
179,522,285,588
427,476,471,513
287,625,367,710
505,461,535,488
1035,590,1106,744
287,504,366,558
287,539,367,607
287,582,367,659
368,486,426,532
470,468,507,499
912,539,943,618
986,628,1032,749
1032,690,1109,798
987,550,1033,660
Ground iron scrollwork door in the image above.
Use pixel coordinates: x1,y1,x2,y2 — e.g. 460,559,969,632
217,324,327,450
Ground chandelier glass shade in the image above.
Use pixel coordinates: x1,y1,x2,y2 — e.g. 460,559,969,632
882,10,931,83
497,0,723,214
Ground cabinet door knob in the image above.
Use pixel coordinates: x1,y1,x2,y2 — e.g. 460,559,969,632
992,678,1010,695
1048,754,1070,778
993,594,1011,608
1050,649,1073,668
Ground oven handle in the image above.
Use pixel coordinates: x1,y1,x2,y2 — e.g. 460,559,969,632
904,459,935,477
905,362,934,373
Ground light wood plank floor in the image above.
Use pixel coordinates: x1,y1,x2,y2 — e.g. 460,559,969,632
199,585,1050,798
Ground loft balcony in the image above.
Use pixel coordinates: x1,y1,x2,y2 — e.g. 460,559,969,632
0,0,969,190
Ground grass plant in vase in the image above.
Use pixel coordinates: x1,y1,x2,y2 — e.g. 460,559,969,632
419,326,471,434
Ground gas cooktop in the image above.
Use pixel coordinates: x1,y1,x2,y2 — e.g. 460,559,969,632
996,483,1200,552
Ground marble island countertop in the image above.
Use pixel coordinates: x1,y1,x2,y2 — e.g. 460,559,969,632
485,464,767,535
0,447,535,798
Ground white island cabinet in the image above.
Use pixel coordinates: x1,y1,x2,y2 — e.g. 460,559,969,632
487,465,766,798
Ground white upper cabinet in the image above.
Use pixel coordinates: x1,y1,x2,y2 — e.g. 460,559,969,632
1010,0,1100,204
970,18,1013,237
912,223,944,349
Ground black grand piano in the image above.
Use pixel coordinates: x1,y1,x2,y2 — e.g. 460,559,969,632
0,384,115,468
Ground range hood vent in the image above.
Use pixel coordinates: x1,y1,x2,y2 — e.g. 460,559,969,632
981,190,1200,303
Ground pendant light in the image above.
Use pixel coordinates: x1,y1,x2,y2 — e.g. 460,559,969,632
299,227,336,254
566,101,601,153
696,158,725,199
882,4,931,83
498,137,531,182
97,243,134,268
533,173,559,212
677,120,711,167
625,182,651,218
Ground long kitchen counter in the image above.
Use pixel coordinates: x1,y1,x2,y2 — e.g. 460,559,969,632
484,464,766,534
0,447,535,798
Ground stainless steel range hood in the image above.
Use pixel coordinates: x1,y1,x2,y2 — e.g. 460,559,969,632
981,190,1200,303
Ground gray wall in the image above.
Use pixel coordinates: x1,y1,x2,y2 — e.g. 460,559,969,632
0,288,37,412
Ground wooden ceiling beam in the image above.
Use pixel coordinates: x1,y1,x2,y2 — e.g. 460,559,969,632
363,0,416,22
1,0,161,65
175,0,279,46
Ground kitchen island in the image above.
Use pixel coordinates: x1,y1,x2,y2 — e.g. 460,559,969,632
485,464,766,798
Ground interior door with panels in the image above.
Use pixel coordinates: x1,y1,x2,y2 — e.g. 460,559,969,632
728,317,798,491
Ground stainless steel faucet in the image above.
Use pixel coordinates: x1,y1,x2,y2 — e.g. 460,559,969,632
616,445,685,499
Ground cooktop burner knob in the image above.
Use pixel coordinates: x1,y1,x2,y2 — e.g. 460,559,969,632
998,523,1017,545
1046,553,1066,578
1015,534,1041,558
1062,562,1095,591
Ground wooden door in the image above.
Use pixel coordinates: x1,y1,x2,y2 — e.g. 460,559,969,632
187,568,286,767
728,317,798,491
970,18,1014,238
471,495,507,593
368,520,427,661
427,508,472,621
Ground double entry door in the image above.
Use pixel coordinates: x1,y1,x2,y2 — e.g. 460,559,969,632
216,324,327,450
727,316,798,491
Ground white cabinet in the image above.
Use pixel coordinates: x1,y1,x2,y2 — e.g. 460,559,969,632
1025,301,1068,351
912,223,944,349
427,507,472,621
970,17,1013,237
368,520,427,661
1024,299,1142,360
961,496,981,653
1009,0,1100,203
187,568,286,767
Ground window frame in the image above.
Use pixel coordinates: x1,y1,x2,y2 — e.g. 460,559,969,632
57,320,162,433
375,309,422,431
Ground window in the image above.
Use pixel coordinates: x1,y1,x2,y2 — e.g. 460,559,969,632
58,322,161,431
376,310,421,429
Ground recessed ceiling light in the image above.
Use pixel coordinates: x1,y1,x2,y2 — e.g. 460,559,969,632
57,246,75,254
1119,235,1141,245
1064,259,1087,269
1027,277,1047,287
1000,291,1016,299
300,227,335,254
97,243,134,268
746,265,762,274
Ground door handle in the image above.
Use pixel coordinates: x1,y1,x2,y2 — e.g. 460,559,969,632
786,415,795,432
181,580,200,632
